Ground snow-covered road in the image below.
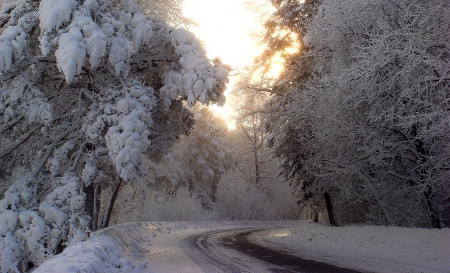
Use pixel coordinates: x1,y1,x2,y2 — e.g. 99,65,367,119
36,221,450,273
181,228,269,272
181,227,361,273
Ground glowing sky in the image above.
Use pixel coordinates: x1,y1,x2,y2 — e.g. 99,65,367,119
183,0,268,127
183,0,261,69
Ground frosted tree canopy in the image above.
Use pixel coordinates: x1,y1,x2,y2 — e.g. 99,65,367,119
0,0,229,271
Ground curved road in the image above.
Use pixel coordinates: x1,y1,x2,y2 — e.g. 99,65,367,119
181,228,363,273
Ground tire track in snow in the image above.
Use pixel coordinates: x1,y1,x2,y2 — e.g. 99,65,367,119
182,228,365,273
181,228,259,273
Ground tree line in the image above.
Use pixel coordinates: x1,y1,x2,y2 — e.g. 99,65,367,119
247,0,449,228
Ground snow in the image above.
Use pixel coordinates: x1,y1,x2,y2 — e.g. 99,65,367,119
160,28,229,107
302,33,311,48
130,12,153,51
0,25,26,71
0,173,91,272
108,36,133,76
83,20,108,69
35,221,450,273
253,222,450,273
36,0,155,82
39,0,77,33
55,26,86,83
103,82,155,181
34,235,146,273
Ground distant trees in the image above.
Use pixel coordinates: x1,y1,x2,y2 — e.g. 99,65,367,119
146,105,235,206
0,0,229,270
241,0,326,222
256,0,450,227
105,105,301,223
232,74,270,185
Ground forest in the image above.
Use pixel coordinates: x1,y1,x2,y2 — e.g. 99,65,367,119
0,0,448,271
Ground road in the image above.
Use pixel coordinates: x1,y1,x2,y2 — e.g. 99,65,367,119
181,228,363,273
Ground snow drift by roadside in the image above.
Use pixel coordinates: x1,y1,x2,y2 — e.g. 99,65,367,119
34,235,146,273
252,221,450,273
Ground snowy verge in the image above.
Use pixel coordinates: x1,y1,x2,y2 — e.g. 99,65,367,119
251,221,450,273
34,235,146,273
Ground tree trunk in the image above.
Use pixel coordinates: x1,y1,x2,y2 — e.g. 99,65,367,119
424,186,442,229
324,192,337,226
101,178,123,229
84,185,94,228
254,149,260,184
91,185,101,231
211,182,217,203
413,136,441,229
312,209,319,223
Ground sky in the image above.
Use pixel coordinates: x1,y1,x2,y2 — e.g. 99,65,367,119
183,0,262,69
183,0,269,127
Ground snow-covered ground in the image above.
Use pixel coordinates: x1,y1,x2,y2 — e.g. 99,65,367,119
252,222,450,273
35,221,450,273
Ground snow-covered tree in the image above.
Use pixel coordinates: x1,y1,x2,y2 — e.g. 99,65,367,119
141,105,234,206
241,0,326,223
263,0,450,227
231,77,270,184
215,168,273,220
102,102,301,223
0,0,229,270
138,0,195,27
109,184,211,223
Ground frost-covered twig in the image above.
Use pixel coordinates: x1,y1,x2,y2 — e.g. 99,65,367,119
0,123,42,160
0,113,23,134
31,126,74,177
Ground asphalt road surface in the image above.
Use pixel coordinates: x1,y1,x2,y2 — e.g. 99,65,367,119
181,228,364,273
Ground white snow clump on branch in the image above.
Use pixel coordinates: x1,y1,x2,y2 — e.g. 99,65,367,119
160,28,229,107
0,25,27,71
0,83,53,126
105,85,154,180
36,0,154,82
0,174,89,272
39,0,77,33
83,81,156,181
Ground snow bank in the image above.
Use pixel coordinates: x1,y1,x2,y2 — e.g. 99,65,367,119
253,222,450,273
34,235,146,273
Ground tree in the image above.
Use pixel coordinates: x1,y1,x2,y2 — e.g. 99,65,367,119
137,0,195,27
246,0,329,223
232,75,270,185
143,105,234,206
254,0,320,74
266,0,450,227
214,168,274,220
0,0,229,270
